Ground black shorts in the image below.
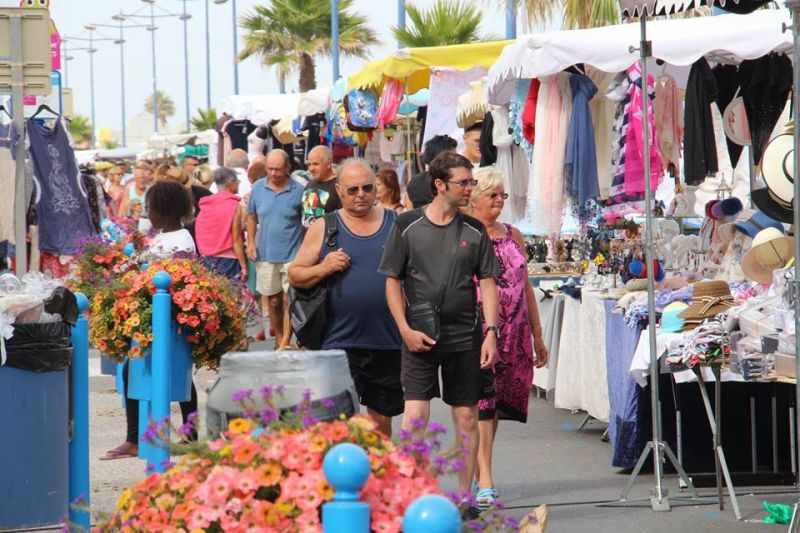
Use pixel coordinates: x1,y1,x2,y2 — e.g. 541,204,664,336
346,349,404,417
401,346,481,406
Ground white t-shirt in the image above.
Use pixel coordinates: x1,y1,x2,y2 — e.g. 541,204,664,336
149,229,196,258
210,168,251,199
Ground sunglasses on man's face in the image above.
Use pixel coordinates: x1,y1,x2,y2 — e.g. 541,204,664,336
344,184,375,196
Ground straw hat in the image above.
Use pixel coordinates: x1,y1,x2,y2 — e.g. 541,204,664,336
678,281,736,322
660,302,688,333
742,227,794,284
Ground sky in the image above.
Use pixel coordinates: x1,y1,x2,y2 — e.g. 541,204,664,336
0,0,545,138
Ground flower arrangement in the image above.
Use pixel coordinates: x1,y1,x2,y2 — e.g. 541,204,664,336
67,232,147,302
91,259,247,370
94,388,446,533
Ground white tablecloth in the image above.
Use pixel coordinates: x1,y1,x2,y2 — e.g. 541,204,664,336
554,291,610,421
532,289,565,401
630,330,745,386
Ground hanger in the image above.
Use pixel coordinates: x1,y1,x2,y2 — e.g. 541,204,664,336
30,103,63,120
565,63,586,76
0,104,10,120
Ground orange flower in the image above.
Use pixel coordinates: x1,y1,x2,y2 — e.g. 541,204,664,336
256,462,282,486
233,442,259,465
228,418,252,435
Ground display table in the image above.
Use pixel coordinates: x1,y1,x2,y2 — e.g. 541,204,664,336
531,288,565,401
554,290,610,422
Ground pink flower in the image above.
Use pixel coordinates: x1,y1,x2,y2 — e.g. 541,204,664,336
226,497,243,514
373,512,402,533
296,510,321,533
236,470,259,496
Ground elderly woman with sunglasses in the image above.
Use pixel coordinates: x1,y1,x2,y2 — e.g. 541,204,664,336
468,166,549,508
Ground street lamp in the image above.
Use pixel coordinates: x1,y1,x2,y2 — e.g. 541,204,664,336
64,29,111,149
214,0,239,95
178,2,192,132
141,0,160,134
89,13,150,147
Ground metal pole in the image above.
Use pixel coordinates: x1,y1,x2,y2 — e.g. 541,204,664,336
11,14,27,278
232,0,239,94
505,0,517,40
88,31,96,148
150,3,159,133
68,294,90,530
204,0,211,108
62,43,68,87
397,0,405,48
119,20,127,147
639,15,666,504
332,0,340,83
182,0,190,131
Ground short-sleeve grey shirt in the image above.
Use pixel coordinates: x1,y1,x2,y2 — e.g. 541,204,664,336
379,207,499,351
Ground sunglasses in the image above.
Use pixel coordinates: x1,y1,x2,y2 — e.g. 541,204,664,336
344,183,375,196
487,192,509,200
447,179,479,189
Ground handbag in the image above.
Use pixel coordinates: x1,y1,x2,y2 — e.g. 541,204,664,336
405,216,463,343
288,213,339,349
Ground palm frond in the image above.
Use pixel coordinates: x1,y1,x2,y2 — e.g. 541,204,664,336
392,0,491,48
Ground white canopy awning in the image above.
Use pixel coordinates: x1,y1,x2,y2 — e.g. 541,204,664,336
488,10,791,105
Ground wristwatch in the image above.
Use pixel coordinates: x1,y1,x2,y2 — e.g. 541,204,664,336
485,326,500,340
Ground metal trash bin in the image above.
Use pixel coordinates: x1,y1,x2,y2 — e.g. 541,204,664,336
206,350,357,438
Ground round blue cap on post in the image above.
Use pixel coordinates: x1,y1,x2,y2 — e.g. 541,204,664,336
323,443,370,501
123,243,135,256
403,494,461,533
153,271,172,292
75,293,89,314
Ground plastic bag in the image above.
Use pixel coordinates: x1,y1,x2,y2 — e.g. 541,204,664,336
2,322,72,372
762,501,794,525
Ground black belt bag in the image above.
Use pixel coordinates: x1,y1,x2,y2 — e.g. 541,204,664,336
405,216,463,343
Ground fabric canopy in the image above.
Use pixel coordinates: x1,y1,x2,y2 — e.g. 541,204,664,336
619,0,772,17
488,10,791,105
347,40,512,94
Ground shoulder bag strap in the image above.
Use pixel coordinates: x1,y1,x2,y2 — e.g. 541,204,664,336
323,212,343,297
434,214,464,311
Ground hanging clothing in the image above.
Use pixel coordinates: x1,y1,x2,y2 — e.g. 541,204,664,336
479,111,497,167
302,113,326,152
683,59,719,185
564,73,599,217
223,120,257,164
509,79,533,158
0,123,19,244
27,117,96,254
588,70,616,200
490,107,527,224
712,64,744,168
624,63,663,196
607,70,646,215
376,79,404,130
522,79,541,145
214,112,232,166
654,71,684,175
739,53,793,166
526,76,554,231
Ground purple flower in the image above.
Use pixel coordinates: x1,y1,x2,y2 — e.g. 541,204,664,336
301,389,313,402
178,420,195,437
160,458,176,470
302,414,318,428
427,421,446,435
231,389,253,403
259,385,274,400
260,408,277,425
467,522,485,532
504,516,520,528
410,417,427,430
145,464,155,474
397,428,412,442
275,384,287,394
320,397,335,409
450,459,466,472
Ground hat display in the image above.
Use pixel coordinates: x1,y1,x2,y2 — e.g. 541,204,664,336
723,95,751,147
718,209,785,243
752,187,794,224
678,281,736,323
754,130,795,223
660,302,689,334
742,227,794,284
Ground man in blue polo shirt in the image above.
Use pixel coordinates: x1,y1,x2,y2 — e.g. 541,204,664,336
246,149,304,348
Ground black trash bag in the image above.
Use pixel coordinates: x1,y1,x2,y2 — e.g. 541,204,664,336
3,322,72,372
44,287,79,326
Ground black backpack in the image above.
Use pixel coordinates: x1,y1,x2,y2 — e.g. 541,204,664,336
288,213,339,349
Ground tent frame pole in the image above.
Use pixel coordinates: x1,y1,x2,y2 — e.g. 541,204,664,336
599,15,716,513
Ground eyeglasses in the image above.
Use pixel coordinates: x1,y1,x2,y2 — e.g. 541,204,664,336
344,183,375,196
487,192,509,200
447,179,478,189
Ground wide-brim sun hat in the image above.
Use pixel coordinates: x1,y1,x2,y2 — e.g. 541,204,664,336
752,187,794,224
718,209,785,243
678,280,736,322
742,227,794,284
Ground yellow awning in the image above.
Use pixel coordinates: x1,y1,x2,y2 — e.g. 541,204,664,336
347,40,514,94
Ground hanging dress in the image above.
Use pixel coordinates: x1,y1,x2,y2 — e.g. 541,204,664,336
564,73,600,218
683,59,719,185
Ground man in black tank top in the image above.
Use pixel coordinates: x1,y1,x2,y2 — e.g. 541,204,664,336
289,159,403,437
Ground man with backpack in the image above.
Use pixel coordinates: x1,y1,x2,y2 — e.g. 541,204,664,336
288,159,403,436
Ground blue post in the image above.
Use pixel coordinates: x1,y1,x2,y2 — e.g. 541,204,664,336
68,293,90,530
397,0,405,48
505,0,517,40
331,0,340,83
403,494,461,533
149,271,172,473
322,443,370,533
138,397,152,462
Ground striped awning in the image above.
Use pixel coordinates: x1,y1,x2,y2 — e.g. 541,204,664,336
619,0,772,17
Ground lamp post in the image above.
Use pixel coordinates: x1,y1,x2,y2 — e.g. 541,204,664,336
142,0,159,134
397,0,405,48
64,31,112,149
505,0,517,40
214,0,240,95
331,0,339,83
178,0,192,131
204,0,211,108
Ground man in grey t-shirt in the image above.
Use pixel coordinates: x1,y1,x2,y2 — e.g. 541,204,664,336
379,152,499,497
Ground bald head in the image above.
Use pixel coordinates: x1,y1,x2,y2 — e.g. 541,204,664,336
337,158,376,218
265,149,291,185
227,149,248,169
307,146,334,182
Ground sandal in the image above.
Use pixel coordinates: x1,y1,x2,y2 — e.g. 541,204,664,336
475,488,498,510
99,443,138,461
471,481,479,495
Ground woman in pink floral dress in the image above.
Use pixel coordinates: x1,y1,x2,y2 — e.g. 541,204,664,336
470,167,549,508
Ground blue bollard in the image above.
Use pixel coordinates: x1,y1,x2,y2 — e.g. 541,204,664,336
322,443,371,533
69,293,90,530
149,271,172,473
403,494,462,533
138,398,152,462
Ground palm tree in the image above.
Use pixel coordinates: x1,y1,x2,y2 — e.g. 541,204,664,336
239,0,379,92
392,0,497,48
143,90,176,127
191,107,218,132
68,115,92,149
508,0,621,29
